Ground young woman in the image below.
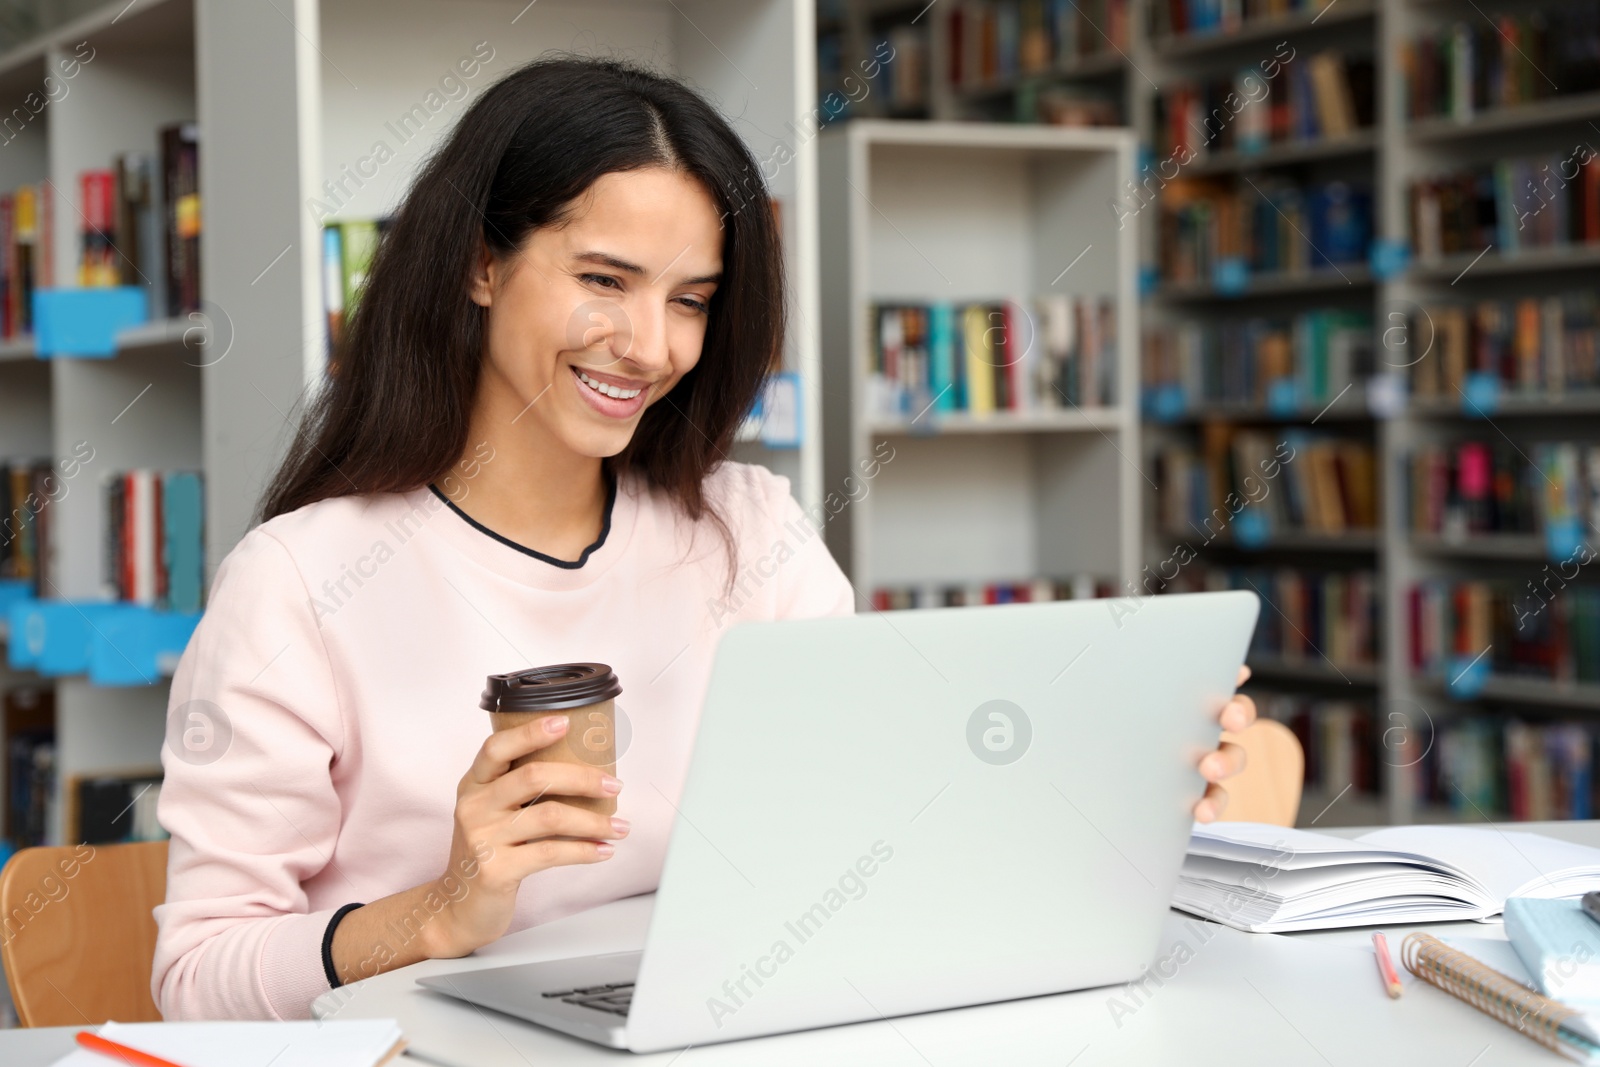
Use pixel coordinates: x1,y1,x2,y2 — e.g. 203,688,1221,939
151,56,1255,1021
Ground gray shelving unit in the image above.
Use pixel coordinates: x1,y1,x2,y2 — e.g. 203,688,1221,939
818,120,1141,598
887,0,1600,825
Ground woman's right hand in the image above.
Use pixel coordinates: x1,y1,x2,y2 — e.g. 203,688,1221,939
429,714,627,958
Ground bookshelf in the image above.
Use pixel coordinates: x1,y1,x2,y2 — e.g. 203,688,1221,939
0,0,828,858
818,120,1141,601
875,0,1600,825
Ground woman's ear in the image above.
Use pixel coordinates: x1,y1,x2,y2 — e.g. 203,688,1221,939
469,245,495,308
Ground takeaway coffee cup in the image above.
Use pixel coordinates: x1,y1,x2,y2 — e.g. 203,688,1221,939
481,663,622,816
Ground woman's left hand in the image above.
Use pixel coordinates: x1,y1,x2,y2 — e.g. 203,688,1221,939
1192,665,1256,823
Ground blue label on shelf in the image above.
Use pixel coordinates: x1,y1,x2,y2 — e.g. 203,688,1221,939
90,608,203,687
1212,257,1248,294
1144,384,1187,422
1366,370,1406,420
1446,652,1490,699
1266,378,1299,415
1545,516,1586,563
1369,239,1410,280
33,287,149,358
1139,264,1159,298
1233,509,1270,547
1461,372,1500,416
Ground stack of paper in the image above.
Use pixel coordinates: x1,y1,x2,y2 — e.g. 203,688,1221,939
52,1019,405,1067
1175,821,1600,932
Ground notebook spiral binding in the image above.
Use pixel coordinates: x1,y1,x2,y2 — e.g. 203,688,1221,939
1401,932,1578,1056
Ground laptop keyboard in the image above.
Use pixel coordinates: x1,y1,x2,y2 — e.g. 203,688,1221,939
542,982,634,1017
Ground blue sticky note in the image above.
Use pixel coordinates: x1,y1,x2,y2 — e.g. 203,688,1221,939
1447,652,1490,699
1266,378,1298,415
1545,516,1585,563
1462,372,1500,417
1369,239,1410,280
33,287,149,357
1212,258,1248,294
1234,509,1270,547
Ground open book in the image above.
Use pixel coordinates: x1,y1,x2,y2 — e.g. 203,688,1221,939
1174,821,1600,932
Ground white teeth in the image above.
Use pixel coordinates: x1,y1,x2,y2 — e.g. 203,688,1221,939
577,370,642,400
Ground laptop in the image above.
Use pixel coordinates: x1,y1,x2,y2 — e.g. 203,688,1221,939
418,590,1259,1053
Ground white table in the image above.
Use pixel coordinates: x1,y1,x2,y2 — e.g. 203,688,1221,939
4,821,1594,1066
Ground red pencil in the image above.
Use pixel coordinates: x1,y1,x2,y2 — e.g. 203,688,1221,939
75,1030,192,1067
1372,932,1403,999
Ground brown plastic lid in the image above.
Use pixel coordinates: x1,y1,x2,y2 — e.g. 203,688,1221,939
480,663,622,712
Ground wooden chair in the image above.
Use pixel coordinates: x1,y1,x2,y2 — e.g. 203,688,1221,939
0,840,167,1026
1217,719,1305,827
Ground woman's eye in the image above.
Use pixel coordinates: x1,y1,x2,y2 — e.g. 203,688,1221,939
581,274,622,290
677,297,709,314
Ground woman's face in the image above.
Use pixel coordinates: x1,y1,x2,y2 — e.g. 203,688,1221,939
471,166,724,459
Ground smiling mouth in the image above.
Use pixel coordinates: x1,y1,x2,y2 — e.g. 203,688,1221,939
575,368,645,400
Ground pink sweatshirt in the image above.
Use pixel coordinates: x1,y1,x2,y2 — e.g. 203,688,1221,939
152,462,854,1020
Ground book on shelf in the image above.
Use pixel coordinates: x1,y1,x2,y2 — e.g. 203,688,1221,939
1407,440,1538,539
0,181,54,339
1409,579,1600,686
1254,691,1377,799
1142,307,1372,412
1155,426,1377,539
1401,1,1600,123
872,574,1115,610
1406,439,1600,540
877,22,930,113
1030,84,1121,127
1409,152,1600,262
4,684,55,849
70,769,166,845
161,121,201,317
1148,0,1338,40
1,459,61,595
1159,176,1371,283
946,0,1128,90
1405,290,1600,398
1403,715,1594,821
101,469,205,612
322,218,388,365
1177,820,1600,931
1153,50,1373,160
1168,564,1379,670
74,154,160,294
867,295,1116,420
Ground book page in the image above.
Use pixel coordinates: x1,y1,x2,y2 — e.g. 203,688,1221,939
1357,826,1600,904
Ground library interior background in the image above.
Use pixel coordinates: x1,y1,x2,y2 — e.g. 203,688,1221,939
0,0,1598,1025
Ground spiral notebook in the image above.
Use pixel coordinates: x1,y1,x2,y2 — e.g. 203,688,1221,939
1404,933,1600,1063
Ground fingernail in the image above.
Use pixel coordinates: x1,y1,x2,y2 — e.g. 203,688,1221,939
544,716,569,734
595,842,615,857
601,775,622,794
610,817,631,836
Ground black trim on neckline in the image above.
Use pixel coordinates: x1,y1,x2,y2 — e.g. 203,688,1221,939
428,473,617,570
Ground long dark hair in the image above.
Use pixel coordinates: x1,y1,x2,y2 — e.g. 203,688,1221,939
259,56,783,562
